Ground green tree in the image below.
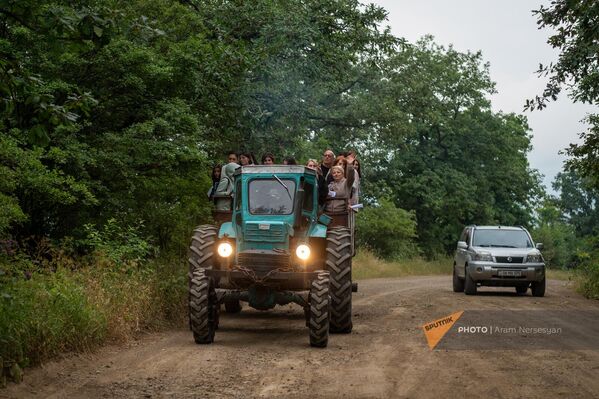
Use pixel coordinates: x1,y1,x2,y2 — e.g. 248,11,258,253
527,0,599,190
362,39,543,255
356,199,418,259
553,170,599,237
532,198,577,268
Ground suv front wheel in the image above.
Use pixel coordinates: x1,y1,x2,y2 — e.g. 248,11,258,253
531,278,546,297
452,265,464,292
464,266,477,295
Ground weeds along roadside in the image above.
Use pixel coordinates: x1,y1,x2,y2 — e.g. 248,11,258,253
0,248,187,369
353,248,597,299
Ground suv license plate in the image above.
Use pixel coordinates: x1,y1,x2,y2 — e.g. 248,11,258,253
498,270,522,277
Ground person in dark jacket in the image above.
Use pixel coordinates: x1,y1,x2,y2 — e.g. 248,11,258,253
207,164,222,201
306,159,328,207
320,149,335,181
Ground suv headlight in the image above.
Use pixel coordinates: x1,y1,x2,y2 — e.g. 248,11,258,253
473,251,493,262
526,253,543,263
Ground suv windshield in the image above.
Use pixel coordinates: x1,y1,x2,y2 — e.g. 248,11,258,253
249,179,296,215
472,229,533,248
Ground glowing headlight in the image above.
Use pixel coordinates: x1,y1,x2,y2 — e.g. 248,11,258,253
526,253,543,263
296,244,311,260
473,251,493,262
217,242,233,258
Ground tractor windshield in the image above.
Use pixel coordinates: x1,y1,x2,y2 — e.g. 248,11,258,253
249,179,296,215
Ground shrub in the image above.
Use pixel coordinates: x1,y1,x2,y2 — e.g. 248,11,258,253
578,262,599,300
81,218,154,267
0,269,106,366
575,235,599,299
0,253,187,368
531,222,577,268
356,199,419,259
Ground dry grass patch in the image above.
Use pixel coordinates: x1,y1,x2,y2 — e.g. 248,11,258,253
353,249,452,280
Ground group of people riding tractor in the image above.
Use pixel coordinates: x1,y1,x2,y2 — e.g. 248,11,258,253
208,149,362,214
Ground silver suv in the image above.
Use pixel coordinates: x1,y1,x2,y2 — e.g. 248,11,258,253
453,225,545,296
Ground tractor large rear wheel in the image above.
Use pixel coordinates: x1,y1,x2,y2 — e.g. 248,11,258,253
309,271,330,347
189,269,219,344
188,225,218,275
326,227,353,333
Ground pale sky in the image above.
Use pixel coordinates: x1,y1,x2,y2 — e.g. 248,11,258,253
371,0,596,193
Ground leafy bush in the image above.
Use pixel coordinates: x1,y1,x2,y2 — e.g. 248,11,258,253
574,235,599,299
531,222,577,268
0,254,187,368
356,199,419,259
578,262,599,300
82,219,154,267
0,270,106,366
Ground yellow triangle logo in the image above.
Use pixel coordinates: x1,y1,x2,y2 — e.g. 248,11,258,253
422,311,464,350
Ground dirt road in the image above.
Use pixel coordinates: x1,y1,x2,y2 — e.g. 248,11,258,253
4,276,599,399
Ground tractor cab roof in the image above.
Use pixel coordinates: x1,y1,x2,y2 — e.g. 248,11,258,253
234,165,316,176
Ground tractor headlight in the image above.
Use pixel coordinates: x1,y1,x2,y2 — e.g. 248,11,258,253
296,244,311,261
217,242,233,258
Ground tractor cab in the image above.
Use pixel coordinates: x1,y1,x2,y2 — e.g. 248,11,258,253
220,165,326,263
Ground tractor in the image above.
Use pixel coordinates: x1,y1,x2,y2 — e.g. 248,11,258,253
188,165,356,347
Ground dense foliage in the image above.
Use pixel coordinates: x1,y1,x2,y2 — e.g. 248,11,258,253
1,0,544,258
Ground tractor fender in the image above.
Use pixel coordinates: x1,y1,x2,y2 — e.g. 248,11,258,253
308,223,327,238
218,222,236,238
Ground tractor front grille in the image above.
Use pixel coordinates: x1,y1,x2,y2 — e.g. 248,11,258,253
244,223,287,243
238,250,290,274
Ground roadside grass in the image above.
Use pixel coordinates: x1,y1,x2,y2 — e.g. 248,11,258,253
353,249,452,280
546,268,575,281
577,263,599,300
353,250,582,285
0,255,187,368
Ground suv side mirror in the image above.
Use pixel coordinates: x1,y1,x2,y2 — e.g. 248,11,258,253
536,243,544,250
457,241,468,249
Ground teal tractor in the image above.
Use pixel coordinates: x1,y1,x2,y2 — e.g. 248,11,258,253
188,165,356,347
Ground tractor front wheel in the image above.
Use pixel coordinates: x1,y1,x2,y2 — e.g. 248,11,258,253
189,269,219,344
309,271,330,347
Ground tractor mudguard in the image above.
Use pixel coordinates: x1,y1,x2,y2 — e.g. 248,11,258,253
219,222,236,238
308,223,327,238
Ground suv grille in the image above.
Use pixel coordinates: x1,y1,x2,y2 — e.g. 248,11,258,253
238,250,290,273
495,256,524,264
